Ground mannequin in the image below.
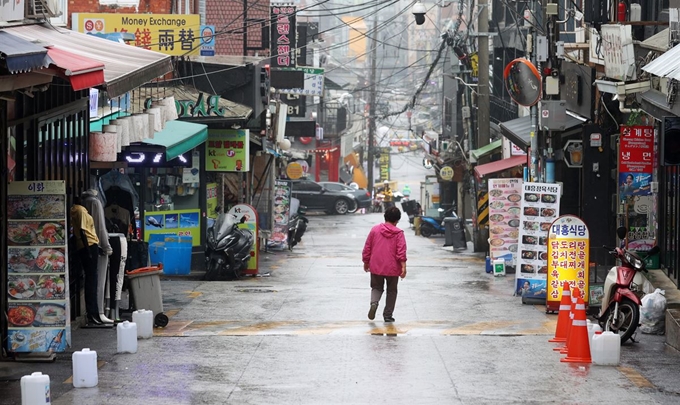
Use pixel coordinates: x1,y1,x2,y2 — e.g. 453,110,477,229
108,233,127,321
82,189,114,324
71,197,101,326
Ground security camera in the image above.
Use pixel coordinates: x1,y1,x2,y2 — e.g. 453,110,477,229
412,1,426,25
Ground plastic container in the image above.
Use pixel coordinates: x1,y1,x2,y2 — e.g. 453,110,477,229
21,372,50,405
126,267,164,320
133,309,154,339
117,321,138,353
493,259,505,276
485,256,492,273
149,235,192,275
591,331,621,366
588,322,603,349
72,348,98,388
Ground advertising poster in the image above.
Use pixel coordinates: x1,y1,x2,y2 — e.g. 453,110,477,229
205,129,250,172
199,24,216,56
6,181,70,354
72,13,202,56
618,125,655,253
228,204,259,275
144,209,201,246
488,179,523,267
514,182,562,299
270,180,292,250
546,215,590,312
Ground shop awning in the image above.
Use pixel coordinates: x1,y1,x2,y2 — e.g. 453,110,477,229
46,47,105,91
471,139,502,160
474,155,526,178
638,89,680,118
499,115,582,151
2,24,172,97
141,121,208,161
640,28,669,53
642,42,680,80
0,31,50,74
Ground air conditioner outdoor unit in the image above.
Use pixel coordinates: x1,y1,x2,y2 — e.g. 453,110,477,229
25,0,61,18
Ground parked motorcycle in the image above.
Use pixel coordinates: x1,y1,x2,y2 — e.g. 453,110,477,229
419,207,458,238
204,209,254,281
598,226,660,343
400,199,421,227
288,198,308,250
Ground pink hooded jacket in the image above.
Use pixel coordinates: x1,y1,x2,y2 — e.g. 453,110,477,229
362,223,407,276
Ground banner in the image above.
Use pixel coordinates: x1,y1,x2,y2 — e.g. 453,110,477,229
7,181,70,354
514,182,562,299
205,129,250,172
488,179,523,267
73,13,201,56
144,209,201,246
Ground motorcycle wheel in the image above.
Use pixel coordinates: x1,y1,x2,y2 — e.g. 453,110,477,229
600,297,640,344
204,258,220,281
420,223,435,238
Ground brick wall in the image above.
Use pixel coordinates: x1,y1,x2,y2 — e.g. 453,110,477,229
206,0,269,56
67,0,174,27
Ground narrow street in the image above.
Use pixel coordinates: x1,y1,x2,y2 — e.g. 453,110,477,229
3,206,680,404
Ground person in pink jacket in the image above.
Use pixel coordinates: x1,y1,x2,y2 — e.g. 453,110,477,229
362,206,407,322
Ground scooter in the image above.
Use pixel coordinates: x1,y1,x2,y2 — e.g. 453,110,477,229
419,207,457,238
598,226,661,344
204,209,254,281
288,201,308,250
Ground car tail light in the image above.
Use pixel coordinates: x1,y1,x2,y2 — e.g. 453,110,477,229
365,192,371,197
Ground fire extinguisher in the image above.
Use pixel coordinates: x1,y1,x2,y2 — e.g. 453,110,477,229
618,0,627,22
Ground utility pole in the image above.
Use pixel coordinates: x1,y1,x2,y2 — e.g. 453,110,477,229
529,0,540,182
366,13,378,195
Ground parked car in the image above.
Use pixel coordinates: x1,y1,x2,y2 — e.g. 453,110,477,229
290,180,358,215
318,182,372,212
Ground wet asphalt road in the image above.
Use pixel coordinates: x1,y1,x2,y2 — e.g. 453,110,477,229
3,209,680,404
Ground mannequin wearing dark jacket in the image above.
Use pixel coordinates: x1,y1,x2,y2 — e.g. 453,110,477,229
71,198,103,325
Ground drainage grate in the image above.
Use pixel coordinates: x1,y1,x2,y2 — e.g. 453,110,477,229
236,288,277,293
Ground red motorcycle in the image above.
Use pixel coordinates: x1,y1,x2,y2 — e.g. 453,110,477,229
598,227,660,344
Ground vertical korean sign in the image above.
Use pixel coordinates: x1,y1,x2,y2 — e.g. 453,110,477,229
488,179,523,267
546,216,590,311
618,125,655,251
270,180,292,250
7,181,70,353
270,4,297,67
514,182,561,299
205,129,250,172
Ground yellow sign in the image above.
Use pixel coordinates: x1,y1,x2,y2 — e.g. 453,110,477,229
206,129,250,172
546,215,589,311
73,13,201,56
470,53,479,78
286,162,303,179
439,166,454,181
206,183,218,219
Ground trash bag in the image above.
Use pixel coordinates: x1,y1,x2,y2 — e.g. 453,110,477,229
640,288,667,335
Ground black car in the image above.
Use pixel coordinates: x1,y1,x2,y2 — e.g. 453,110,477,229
290,180,358,215
318,182,372,212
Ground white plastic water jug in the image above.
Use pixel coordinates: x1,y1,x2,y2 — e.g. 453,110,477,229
21,372,50,405
591,331,621,366
588,322,603,349
493,259,505,276
117,321,138,354
133,309,154,339
72,348,98,388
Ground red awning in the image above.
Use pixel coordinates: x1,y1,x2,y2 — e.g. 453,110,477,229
46,47,105,91
474,155,527,178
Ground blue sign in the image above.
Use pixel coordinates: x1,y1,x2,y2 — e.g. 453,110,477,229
200,25,215,56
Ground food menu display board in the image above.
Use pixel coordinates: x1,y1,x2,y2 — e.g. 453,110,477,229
546,215,590,312
270,180,292,250
227,204,259,275
514,182,562,299
6,181,70,353
488,179,523,267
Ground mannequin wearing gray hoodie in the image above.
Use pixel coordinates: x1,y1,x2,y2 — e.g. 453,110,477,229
82,189,114,323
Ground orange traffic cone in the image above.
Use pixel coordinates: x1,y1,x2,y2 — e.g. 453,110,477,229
549,282,572,343
558,287,580,353
561,296,591,363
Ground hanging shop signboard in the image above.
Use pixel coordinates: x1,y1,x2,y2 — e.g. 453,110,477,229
270,4,297,67
205,129,250,172
546,216,589,312
488,179,523,268
270,180,292,250
228,204,259,275
144,209,201,246
6,181,71,354
514,182,561,299
73,13,202,56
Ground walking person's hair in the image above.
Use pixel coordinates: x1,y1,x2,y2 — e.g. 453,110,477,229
384,206,401,223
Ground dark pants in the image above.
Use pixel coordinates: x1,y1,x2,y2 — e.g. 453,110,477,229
78,244,99,316
370,274,400,318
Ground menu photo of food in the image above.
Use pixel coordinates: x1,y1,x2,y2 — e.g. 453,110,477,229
7,221,66,246
8,328,67,353
8,274,65,301
9,247,66,273
7,195,65,220
488,179,524,266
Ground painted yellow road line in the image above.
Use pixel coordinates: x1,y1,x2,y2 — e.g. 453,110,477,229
618,366,655,389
